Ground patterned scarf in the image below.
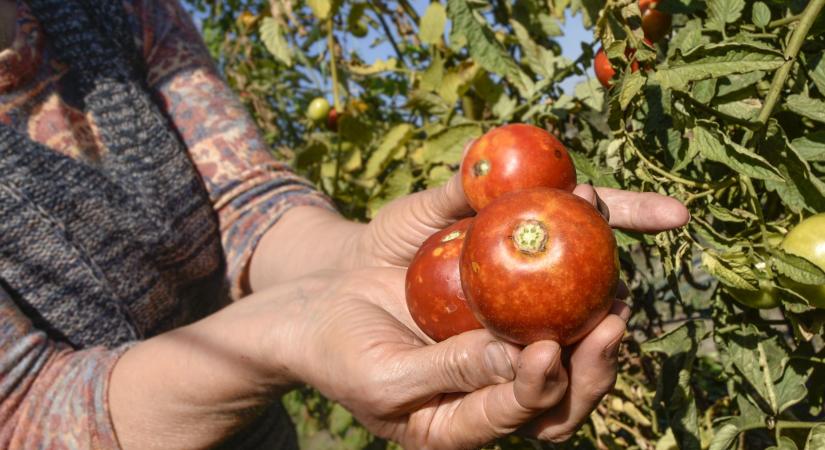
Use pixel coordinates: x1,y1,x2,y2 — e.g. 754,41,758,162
0,0,227,348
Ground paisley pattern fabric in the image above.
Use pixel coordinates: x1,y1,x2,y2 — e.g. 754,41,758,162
0,0,329,447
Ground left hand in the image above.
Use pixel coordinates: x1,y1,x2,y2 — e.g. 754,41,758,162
354,172,690,268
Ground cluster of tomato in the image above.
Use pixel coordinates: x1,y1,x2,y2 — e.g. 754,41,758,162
594,0,672,89
730,214,825,310
406,125,620,346
307,97,340,132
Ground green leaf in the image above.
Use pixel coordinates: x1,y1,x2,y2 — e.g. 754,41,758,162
772,249,825,285
364,124,413,179
752,2,771,28
348,58,398,76
643,320,709,357
260,18,293,67
655,49,783,91
619,70,646,110
763,124,825,213
707,0,746,31
701,252,757,290
447,0,533,96
774,361,809,415
308,0,333,20
419,2,447,45
707,203,753,223
691,123,783,181
511,19,566,80
810,54,825,97
425,165,454,188
568,150,620,188
717,71,765,97
421,124,482,165
575,78,606,112
805,424,825,450
767,437,800,450
786,94,825,124
792,132,825,162
709,422,739,450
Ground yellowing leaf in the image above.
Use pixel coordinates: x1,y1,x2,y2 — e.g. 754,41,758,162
259,18,293,66
419,2,447,45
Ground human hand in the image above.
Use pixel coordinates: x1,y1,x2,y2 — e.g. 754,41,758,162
256,267,630,449
355,171,689,268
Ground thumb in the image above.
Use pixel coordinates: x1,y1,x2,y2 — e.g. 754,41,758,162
394,329,520,408
368,172,473,266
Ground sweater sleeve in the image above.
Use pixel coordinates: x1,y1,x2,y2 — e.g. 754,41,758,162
131,0,335,297
0,286,129,449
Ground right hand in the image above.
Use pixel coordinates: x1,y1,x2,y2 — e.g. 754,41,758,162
247,267,629,449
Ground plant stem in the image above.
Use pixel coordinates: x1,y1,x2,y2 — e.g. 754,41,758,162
633,146,711,189
776,420,822,429
327,17,342,113
327,17,343,198
769,13,803,29
755,0,825,127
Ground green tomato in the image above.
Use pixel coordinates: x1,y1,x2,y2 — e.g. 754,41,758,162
779,213,825,309
728,279,780,309
307,98,331,123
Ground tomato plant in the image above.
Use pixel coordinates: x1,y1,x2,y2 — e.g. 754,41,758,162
187,0,825,448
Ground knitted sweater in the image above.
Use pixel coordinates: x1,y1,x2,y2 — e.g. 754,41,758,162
0,0,331,447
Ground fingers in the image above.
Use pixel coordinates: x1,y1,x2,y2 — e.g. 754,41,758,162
523,308,628,442
438,341,569,448
593,187,690,232
396,329,521,406
573,184,610,221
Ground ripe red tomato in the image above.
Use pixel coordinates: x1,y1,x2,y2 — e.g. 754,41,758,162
594,47,642,89
639,0,672,42
460,188,619,346
594,48,616,89
406,218,483,342
327,109,340,132
460,124,577,212
307,97,331,123
779,213,825,309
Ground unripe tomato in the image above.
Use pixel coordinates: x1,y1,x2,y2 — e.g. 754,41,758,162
460,124,577,212
307,98,331,123
406,218,484,342
779,213,825,309
727,279,780,309
460,188,619,345
639,0,672,42
327,109,340,132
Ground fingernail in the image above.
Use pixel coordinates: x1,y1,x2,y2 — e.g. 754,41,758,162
485,342,515,381
603,334,624,359
595,194,610,222
544,343,562,377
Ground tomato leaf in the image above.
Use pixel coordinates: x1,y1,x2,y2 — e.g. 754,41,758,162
419,2,447,45
260,17,293,67
691,122,783,181
785,94,825,124
772,249,825,285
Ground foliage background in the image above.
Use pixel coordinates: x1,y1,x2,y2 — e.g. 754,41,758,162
183,0,825,448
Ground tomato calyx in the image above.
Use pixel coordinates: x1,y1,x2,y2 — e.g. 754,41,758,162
472,159,491,177
512,219,549,255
